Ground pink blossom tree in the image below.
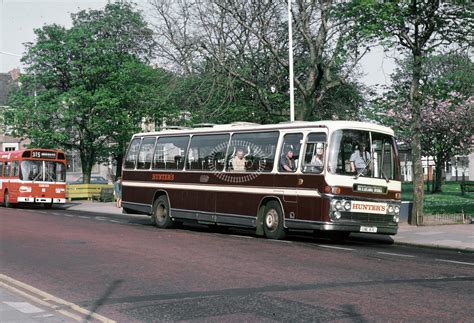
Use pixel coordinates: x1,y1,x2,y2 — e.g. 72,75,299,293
387,94,473,192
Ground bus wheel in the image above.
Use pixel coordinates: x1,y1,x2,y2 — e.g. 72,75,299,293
151,196,174,229
263,201,286,240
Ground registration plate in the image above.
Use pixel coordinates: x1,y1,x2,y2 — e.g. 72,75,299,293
360,226,378,233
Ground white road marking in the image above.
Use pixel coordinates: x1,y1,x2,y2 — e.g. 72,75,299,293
109,220,124,223
95,217,108,221
78,216,90,219
268,239,292,243
377,252,415,258
317,244,354,251
34,314,55,318
52,213,62,216
3,301,44,314
0,274,115,322
436,259,474,266
229,235,253,239
64,214,74,217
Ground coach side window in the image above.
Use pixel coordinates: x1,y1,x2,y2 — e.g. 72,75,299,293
302,132,327,174
227,132,279,172
153,136,190,170
0,161,3,177
279,133,303,172
11,161,19,177
4,162,11,177
187,134,229,171
124,138,142,169
137,137,156,170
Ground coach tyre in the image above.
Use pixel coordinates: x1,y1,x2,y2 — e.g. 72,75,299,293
263,200,286,240
151,195,174,229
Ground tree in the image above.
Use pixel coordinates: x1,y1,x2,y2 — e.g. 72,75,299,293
368,53,473,192
376,94,473,193
7,2,162,182
148,0,368,121
165,73,287,125
342,0,473,225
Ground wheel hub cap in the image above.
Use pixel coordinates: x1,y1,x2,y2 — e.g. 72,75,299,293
265,209,278,230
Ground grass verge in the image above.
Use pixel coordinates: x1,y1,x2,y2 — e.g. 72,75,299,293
402,182,474,216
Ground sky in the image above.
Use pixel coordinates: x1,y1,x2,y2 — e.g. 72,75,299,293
1,0,108,72
0,0,396,87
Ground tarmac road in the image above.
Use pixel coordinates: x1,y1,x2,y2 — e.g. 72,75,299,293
1,206,473,322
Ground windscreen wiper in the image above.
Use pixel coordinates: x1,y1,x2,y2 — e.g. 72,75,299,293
32,172,42,181
353,157,390,183
380,168,390,183
353,157,374,180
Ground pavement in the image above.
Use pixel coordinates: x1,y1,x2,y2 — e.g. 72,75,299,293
61,200,474,252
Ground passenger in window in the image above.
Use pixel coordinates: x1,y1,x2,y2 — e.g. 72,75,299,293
174,155,182,169
311,143,325,167
232,149,246,171
281,149,296,172
29,167,39,181
350,143,371,175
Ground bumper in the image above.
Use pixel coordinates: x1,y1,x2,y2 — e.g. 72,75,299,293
285,219,398,235
17,197,66,204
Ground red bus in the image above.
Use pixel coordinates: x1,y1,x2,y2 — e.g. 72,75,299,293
0,149,67,208
121,121,401,240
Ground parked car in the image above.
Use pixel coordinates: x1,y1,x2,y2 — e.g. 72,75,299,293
67,176,109,184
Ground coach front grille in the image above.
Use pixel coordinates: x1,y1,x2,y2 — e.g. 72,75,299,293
339,212,393,224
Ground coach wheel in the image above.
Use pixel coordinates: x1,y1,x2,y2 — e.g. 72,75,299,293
44,203,53,209
263,200,286,240
151,196,174,229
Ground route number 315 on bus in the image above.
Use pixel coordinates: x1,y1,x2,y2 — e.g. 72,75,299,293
0,149,67,208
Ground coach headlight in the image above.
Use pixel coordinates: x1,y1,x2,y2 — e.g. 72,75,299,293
393,214,400,223
394,205,400,215
344,201,351,211
387,205,394,214
330,211,342,221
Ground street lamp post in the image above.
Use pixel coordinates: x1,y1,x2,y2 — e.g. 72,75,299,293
288,0,295,122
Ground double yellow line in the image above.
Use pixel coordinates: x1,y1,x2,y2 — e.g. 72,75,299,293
0,273,115,322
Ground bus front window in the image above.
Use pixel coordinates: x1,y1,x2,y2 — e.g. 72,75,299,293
328,130,399,180
45,161,66,182
20,160,43,181
20,161,66,182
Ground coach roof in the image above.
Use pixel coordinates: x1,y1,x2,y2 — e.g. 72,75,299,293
132,120,394,138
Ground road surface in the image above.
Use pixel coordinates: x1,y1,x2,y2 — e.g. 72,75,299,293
1,206,473,322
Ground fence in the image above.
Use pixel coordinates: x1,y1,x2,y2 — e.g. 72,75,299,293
419,213,467,225
66,184,114,201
